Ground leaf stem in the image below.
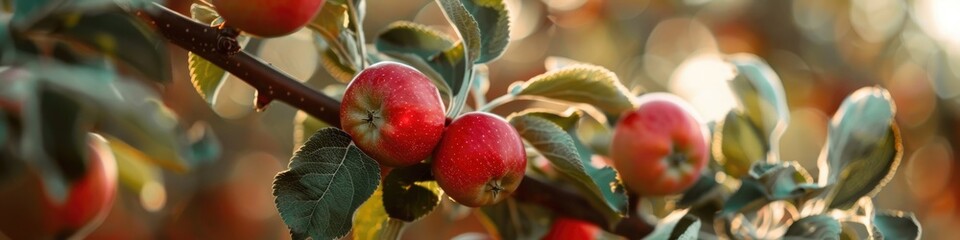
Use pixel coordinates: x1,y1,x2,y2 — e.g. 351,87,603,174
446,55,474,117
478,94,514,112
346,0,368,69
471,79,487,108
379,218,406,240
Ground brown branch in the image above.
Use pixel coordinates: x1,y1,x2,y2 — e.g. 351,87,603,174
137,4,341,127
139,3,652,238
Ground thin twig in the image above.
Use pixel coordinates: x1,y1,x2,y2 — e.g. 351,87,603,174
137,3,341,127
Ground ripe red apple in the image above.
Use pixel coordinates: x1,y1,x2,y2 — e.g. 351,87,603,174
340,61,446,167
213,0,325,37
610,93,708,196
542,218,600,240
431,112,526,207
57,134,119,238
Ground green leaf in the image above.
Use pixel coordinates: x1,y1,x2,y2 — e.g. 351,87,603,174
273,128,381,240
479,199,553,240
186,3,227,104
29,9,170,82
5,59,197,174
0,110,7,147
677,171,720,207
565,116,629,229
727,53,790,147
373,21,455,94
187,52,226,104
872,210,920,240
309,0,361,71
293,111,331,149
460,0,510,63
382,163,442,222
713,110,766,178
315,37,357,83
574,113,612,157
819,87,902,209
188,3,217,24
430,43,469,98
353,186,388,240
436,0,482,63
544,56,584,71
375,21,456,60
182,122,221,165
11,0,57,25
721,162,819,215
508,108,582,131
643,209,701,240
20,83,95,202
784,215,842,239
513,65,636,118
509,114,624,225
840,221,874,239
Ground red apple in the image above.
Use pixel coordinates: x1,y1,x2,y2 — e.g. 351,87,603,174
432,112,526,207
340,61,446,167
57,134,118,238
213,0,325,37
542,218,600,240
610,93,708,196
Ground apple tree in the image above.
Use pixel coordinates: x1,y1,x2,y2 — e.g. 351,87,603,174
0,0,922,239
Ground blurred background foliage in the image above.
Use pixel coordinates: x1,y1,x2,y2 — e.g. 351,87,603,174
43,0,960,238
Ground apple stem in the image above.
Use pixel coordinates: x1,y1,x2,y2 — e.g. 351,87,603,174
142,3,654,239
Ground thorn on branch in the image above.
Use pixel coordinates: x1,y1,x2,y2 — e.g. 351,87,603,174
254,90,273,112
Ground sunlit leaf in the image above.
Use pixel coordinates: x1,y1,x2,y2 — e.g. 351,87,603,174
509,114,624,225
460,0,510,63
713,110,766,178
382,163,441,222
436,0,481,63
187,4,227,104
726,53,790,147
819,87,902,209
273,128,380,240
106,135,164,192
513,65,636,118
308,0,360,72
353,186,387,240
872,210,920,240
318,45,356,83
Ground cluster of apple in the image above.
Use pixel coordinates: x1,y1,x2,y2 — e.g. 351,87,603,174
338,61,711,212
339,62,527,207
